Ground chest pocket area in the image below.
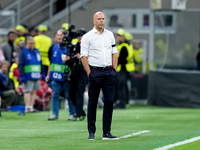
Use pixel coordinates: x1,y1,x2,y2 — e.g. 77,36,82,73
104,37,112,52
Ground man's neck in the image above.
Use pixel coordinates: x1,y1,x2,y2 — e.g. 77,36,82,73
95,26,104,34
26,46,34,51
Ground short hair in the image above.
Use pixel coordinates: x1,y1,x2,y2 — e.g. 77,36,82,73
25,36,34,45
57,29,64,34
7,31,16,37
0,61,10,68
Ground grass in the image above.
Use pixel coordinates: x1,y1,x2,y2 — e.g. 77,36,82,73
0,105,200,150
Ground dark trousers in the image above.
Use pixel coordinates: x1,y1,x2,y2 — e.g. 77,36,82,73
117,70,129,106
88,66,116,134
69,72,88,117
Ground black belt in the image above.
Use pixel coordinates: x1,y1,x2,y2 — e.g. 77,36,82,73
90,65,111,70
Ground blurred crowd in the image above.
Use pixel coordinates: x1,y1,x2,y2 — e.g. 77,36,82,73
0,23,144,119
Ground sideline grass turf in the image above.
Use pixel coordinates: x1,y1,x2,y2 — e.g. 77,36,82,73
0,105,200,150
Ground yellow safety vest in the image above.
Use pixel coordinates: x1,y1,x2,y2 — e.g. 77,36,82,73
133,47,143,63
9,63,19,88
117,43,135,72
34,35,52,66
132,46,143,73
14,36,25,45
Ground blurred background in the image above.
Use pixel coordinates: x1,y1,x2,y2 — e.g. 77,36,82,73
0,0,200,107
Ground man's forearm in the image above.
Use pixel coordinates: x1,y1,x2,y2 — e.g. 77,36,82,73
112,53,118,70
81,56,90,76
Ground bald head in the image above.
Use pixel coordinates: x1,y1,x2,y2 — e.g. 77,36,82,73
93,11,105,33
93,11,104,20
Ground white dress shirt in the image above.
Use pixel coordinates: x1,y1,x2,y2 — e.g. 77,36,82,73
80,27,117,67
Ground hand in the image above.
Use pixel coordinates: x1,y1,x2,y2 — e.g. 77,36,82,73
87,71,91,76
13,52,17,57
74,53,80,59
20,76,27,83
63,56,70,63
45,75,49,82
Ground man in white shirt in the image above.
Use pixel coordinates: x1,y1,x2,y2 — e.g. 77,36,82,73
81,11,118,140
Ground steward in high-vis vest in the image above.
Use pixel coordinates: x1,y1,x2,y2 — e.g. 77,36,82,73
18,36,43,113
114,29,135,109
34,25,52,75
117,30,135,72
14,25,26,45
49,44,67,82
133,42,143,73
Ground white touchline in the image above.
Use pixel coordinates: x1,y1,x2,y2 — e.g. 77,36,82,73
120,130,151,139
154,136,200,150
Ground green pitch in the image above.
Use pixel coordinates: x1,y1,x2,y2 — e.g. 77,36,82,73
0,105,200,150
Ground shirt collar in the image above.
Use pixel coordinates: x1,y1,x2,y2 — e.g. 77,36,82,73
92,27,106,34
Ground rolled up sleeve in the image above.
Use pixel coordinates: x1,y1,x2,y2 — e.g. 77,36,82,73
80,35,89,58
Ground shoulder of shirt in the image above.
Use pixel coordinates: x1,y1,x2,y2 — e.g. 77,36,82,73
104,28,113,34
83,29,94,37
82,28,113,38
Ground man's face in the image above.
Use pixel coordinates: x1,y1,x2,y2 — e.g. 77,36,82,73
1,64,9,74
93,12,105,30
134,42,141,49
116,34,125,43
77,35,83,43
55,31,63,43
15,30,23,36
26,40,35,50
8,33,16,42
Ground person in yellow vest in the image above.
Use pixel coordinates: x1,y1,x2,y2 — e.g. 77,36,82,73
132,42,143,73
34,25,52,75
9,57,20,92
114,29,135,109
124,32,143,73
14,25,26,45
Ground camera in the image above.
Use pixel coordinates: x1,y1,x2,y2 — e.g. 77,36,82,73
60,24,78,62
60,24,76,49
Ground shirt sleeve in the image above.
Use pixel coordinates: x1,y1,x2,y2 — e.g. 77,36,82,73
80,35,89,58
48,44,54,63
111,33,117,54
118,46,128,66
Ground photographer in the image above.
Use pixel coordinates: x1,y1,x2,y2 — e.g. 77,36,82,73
45,29,75,121
64,28,88,121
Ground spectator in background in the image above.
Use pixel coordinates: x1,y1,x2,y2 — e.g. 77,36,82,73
0,37,5,64
9,57,20,94
18,36,42,113
0,61,15,109
14,25,26,45
16,41,25,53
45,29,75,121
1,31,17,66
132,42,143,73
196,42,200,70
34,25,52,76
